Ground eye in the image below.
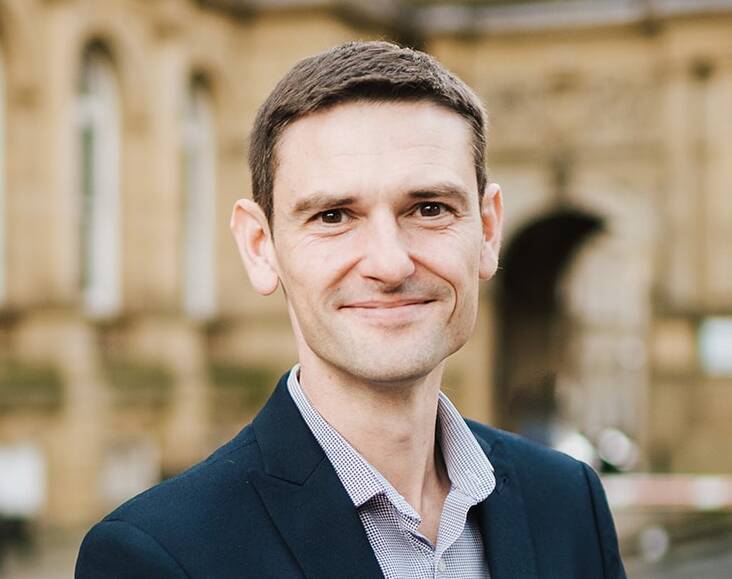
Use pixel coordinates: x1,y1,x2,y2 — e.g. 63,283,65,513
318,209,345,224
417,202,446,217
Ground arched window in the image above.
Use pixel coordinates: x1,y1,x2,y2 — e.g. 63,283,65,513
76,45,121,317
0,45,6,305
181,78,216,319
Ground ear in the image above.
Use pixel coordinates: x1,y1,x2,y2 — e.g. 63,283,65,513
230,198,280,295
479,182,504,281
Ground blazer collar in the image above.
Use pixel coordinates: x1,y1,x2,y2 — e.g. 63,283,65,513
251,373,539,579
250,373,384,579
472,429,540,579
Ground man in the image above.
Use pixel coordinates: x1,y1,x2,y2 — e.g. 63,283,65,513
76,41,626,578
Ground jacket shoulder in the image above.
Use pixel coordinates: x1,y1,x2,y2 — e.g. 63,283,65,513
465,419,595,502
466,419,584,472
101,424,261,529
77,424,305,577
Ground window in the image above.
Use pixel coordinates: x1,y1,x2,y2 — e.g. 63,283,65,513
76,46,121,317
181,79,216,319
0,443,46,518
699,317,732,376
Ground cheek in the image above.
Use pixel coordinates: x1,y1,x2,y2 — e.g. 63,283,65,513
413,230,482,284
309,239,362,290
277,237,356,300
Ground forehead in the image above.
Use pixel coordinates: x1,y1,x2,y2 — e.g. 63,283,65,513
272,100,477,211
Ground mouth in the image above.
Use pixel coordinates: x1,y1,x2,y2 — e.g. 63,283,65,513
339,299,437,324
341,299,436,309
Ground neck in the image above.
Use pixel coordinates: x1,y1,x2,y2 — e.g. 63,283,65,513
297,354,449,515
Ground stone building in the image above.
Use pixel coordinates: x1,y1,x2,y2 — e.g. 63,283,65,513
0,0,730,530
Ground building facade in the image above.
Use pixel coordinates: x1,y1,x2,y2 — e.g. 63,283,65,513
0,0,730,529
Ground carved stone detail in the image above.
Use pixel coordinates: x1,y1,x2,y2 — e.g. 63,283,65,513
481,73,663,152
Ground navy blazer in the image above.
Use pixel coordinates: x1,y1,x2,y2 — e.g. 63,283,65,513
76,373,627,578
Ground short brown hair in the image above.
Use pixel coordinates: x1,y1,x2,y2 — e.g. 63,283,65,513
248,40,488,224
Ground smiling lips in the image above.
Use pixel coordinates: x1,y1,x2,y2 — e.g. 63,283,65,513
339,299,436,323
342,299,435,309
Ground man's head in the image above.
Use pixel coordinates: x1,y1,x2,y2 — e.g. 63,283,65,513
232,41,502,386
248,41,489,227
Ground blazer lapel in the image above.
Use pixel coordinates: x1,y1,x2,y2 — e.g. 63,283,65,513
249,375,383,579
474,433,539,579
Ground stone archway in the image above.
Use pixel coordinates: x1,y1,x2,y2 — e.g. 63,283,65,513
495,208,603,444
494,184,656,462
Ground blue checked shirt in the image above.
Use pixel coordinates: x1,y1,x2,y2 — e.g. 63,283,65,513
287,365,495,579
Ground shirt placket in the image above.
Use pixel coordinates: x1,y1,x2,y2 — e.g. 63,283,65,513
434,489,478,577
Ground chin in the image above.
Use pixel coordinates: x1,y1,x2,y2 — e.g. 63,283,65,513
332,349,445,386
299,321,463,385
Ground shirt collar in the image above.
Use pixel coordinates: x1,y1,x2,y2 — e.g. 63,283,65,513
435,390,495,501
287,364,495,510
287,365,385,507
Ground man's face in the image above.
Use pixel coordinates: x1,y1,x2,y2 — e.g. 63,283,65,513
264,100,501,384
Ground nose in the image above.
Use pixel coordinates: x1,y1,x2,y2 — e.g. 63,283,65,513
357,212,415,287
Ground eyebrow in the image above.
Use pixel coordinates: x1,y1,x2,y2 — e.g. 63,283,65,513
290,182,473,217
406,183,472,206
291,193,357,217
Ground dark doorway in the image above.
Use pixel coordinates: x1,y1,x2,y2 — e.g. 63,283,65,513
495,209,603,445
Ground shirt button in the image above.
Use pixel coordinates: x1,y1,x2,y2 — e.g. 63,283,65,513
437,559,447,573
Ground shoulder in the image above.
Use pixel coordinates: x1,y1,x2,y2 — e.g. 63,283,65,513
466,419,598,498
466,419,579,468
465,423,625,577
77,425,265,577
103,424,260,533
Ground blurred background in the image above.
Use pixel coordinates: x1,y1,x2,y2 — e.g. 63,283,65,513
0,0,731,576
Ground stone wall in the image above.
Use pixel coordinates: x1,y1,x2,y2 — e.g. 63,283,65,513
1,0,731,528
